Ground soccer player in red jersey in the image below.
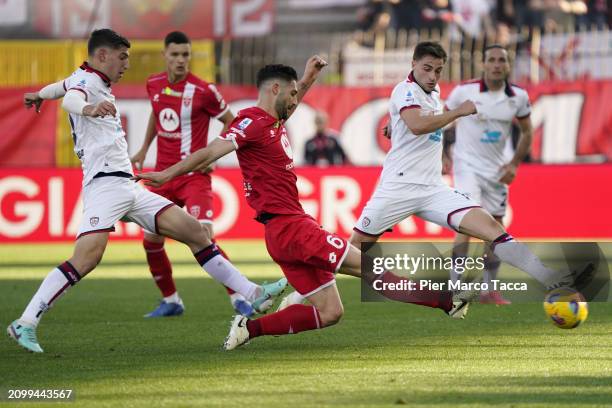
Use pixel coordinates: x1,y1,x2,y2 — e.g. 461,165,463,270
136,56,476,350
131,31,253,317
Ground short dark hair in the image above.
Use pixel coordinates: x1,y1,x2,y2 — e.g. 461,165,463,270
413,41,447,62
164,31,191,47
483,44,508,61
88,29,130,56
256,64,298,88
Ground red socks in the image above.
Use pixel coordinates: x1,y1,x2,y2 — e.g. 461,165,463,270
143,239,176,297
247,304,321,338
378,272,452,312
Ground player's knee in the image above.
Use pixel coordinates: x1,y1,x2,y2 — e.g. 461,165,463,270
320,304,344,327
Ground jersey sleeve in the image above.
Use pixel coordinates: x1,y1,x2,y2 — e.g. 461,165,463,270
445,85,464,110
392,83,425,114
201,84,229,118
516,91,531,119
218,115,257,150
64,73,93,102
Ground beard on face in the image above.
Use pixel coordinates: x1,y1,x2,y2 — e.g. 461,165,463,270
275,98,290,121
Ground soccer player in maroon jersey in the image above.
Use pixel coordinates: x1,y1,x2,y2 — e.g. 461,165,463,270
130,31,254,317
136,56,476,350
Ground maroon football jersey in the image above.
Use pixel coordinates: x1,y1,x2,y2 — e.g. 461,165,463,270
146,72,228,171
219,107,305,217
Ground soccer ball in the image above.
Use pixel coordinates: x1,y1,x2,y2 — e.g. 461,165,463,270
543,288,588,329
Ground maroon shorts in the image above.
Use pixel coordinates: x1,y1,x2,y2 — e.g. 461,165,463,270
150,173,213,222
264,214,350,297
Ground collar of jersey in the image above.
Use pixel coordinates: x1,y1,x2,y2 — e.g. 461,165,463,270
479,78,515,97
406,71,438,94
251,106,282,126
80,62,111,87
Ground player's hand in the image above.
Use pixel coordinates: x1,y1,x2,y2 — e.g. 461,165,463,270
382,124,391,139
130,149,147,171
24,92,43,113
455,100,477,117
304,55,328,79
84,101,117,117
442,154,453,175
499,163,517,184
132,171,170,188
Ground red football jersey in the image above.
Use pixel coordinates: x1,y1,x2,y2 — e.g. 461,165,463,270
219,107,305,217
146,72,229,171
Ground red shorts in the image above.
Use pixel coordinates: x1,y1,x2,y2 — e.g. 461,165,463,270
150,173,213,222
264,214,350,297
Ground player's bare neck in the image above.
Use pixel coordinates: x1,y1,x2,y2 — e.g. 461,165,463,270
257,100,279,120
168,71,187,84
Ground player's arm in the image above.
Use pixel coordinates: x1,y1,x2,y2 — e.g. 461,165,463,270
62,89,116,117
400,100,476,136
131,111,157,170
499,115,533,184
218,109,235,133
135,138,236,187
287,55,328,119
24,80,67,113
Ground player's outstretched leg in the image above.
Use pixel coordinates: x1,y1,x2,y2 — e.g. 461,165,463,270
156,206,287,310
224,284,340,350
456,208,592,290
349,232,475,318
7,233,108,353
142,232,185,318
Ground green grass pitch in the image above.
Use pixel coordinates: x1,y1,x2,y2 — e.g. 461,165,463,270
1,241,611,407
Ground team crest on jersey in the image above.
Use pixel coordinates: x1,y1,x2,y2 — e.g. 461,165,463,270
90,217,99,227
280,134,294,160
508,99,517,108
159,108,180,132
189,206,201,218
362,217,371,228
237,118,253,130
183,97,192,107
78,79,86,87
153,94,159,102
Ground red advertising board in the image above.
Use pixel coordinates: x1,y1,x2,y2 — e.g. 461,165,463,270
0,165,610,242
3,81,611,167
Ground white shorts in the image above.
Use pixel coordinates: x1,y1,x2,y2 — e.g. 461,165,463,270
453,165,508,217
354,182,480,237
78,177,174,239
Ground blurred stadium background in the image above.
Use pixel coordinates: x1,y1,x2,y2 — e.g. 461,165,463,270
0,0,611,244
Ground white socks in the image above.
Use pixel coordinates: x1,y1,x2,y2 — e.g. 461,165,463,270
194,245,259,301
20,262,80,327
492,235,559,287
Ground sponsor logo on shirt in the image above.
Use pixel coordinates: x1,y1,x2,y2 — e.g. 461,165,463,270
162,86,182,98
159,108,180,132
428,129,442,142
480,130,502,143
237,118,253,130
